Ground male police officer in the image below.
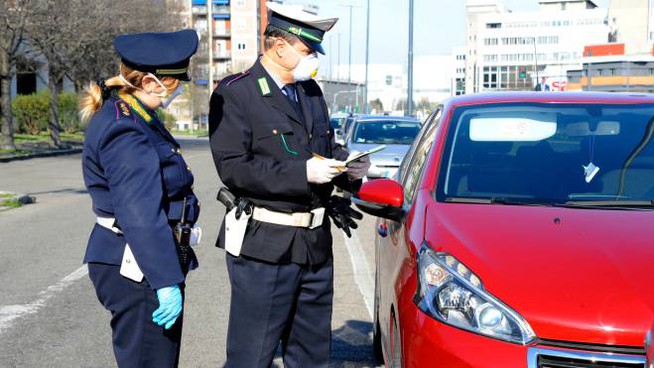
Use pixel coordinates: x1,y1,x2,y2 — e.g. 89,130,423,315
209,2,370,367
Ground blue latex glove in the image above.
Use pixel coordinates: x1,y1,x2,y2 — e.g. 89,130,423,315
152,285,182,329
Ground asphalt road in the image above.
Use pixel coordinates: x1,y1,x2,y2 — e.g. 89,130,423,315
0,137,382,368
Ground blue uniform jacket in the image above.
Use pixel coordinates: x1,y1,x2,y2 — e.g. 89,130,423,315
82,93,199,289
209,59,361,264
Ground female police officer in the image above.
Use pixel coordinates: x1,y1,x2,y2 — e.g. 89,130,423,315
80,30,199,367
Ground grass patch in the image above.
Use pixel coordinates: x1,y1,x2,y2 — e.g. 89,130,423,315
173,130,208,136
14,132,84,144
0,193,14,199
0,200,23,208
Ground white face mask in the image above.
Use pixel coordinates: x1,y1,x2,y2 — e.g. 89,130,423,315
286,42,319,82
119,73,182,108
160,84,183,108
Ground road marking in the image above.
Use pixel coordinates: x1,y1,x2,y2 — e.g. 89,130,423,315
343,231,375,319
0,265,88,334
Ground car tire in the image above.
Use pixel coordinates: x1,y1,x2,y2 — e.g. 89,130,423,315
390,315,402,368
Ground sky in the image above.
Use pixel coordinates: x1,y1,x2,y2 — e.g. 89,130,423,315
284,0,609,76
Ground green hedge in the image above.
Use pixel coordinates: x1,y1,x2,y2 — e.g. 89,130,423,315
12,90,82,135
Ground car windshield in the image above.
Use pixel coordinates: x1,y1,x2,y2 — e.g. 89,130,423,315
437,103,654,204
352,120,421,145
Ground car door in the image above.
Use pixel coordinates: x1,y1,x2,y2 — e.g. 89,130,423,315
376,109,442,347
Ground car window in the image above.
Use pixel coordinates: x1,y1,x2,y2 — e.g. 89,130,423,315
402,110,442,204
399,109,441,183
352,121,421,145
436,103,654,204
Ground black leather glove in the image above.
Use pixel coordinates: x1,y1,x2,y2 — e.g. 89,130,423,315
326,195,363,238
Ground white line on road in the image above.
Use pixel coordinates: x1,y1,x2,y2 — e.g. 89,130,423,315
343,231,375,319
0,265,88,334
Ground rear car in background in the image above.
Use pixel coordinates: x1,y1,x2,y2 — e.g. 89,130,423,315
343,115,421,179
353,92,654,367
330,112,349,140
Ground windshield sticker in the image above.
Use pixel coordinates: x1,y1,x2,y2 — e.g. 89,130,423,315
470,117,556,141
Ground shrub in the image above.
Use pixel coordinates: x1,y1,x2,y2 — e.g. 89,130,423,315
58,92,82,133
12,91,49,135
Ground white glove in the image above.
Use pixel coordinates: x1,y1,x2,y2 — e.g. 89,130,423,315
306,156,346,184
345,152,371,180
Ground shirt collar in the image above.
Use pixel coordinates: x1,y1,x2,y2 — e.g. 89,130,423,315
261,59,286,91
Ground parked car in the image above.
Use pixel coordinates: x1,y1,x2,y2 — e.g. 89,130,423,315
330,112,349,140
354,92,654,367
343,115,421,179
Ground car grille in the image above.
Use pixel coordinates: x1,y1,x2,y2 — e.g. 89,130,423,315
528,347,646,368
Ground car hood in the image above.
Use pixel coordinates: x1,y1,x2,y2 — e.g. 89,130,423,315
347,143,410,165
426,203,654,346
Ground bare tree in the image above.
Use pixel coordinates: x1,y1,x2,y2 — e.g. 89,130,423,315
0,0,32,150
28,0,184,147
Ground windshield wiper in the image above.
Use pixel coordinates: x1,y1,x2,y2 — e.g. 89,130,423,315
445,197,552,206
563,200,654,208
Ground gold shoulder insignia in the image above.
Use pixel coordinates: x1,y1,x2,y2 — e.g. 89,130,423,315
117,100,131,117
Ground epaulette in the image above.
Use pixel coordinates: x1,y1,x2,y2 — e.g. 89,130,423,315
114,99,133,119
224,71,250,87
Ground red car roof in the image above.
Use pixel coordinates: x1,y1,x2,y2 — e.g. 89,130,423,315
444,92,654,108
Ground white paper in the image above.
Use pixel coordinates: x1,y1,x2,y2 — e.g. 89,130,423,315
583,162,600,183
120,244,144,282
224,208,251,257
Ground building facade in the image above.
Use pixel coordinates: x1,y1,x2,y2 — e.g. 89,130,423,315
465,0,608,93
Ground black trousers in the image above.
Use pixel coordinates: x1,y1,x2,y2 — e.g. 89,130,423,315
88,263,184,368
225,254,334,368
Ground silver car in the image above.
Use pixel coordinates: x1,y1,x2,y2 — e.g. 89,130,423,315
344,116,421,179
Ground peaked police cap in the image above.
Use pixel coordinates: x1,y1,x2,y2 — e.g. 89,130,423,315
266,2,338,55
114,29,199,81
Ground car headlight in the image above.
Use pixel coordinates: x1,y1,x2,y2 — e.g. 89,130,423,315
414,244,535,344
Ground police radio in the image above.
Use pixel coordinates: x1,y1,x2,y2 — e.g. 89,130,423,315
174,197,192,271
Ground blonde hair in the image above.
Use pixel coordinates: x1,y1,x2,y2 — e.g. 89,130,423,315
80,63,181,123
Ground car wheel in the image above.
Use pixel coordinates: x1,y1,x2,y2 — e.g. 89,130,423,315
390,315,402,368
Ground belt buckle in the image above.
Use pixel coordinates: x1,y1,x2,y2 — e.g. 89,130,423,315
309,207,325,229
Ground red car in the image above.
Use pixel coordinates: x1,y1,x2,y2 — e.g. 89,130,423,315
354,92,654,367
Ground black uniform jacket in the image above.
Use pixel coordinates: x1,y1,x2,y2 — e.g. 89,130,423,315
82,93,199,289
209,58,360,265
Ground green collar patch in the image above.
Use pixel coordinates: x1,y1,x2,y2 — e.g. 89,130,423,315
258,77,271,96
119,92,153,123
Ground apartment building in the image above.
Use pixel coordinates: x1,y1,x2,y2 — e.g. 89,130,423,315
465,0,608,93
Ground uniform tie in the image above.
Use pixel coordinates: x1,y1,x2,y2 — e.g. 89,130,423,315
282,83,304,120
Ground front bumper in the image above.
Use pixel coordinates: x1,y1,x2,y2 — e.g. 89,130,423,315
401,304,646,368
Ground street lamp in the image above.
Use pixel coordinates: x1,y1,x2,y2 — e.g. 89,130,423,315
363,0,370,114
407,0,414,116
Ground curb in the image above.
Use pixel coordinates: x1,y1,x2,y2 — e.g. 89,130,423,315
0,148,83,163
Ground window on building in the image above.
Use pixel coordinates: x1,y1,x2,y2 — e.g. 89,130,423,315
486,23,501,29
16,73,37,95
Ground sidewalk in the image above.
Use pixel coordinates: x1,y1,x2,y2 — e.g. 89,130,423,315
0,140,83,163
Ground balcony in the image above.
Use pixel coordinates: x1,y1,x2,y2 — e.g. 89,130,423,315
213,51,231,59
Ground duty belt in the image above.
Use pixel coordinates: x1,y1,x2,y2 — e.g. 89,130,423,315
252,207,325,229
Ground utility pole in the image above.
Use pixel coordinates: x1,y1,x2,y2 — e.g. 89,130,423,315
337,33,341,81
206,0,213,132
348,5,353,84
364,0,370,113
407,0,414,116
328,35,333,79
533,37,539,86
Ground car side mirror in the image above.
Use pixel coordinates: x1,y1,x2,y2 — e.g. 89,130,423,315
353,179,405,222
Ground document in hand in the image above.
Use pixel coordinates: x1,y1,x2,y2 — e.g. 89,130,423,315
345,145,386,166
